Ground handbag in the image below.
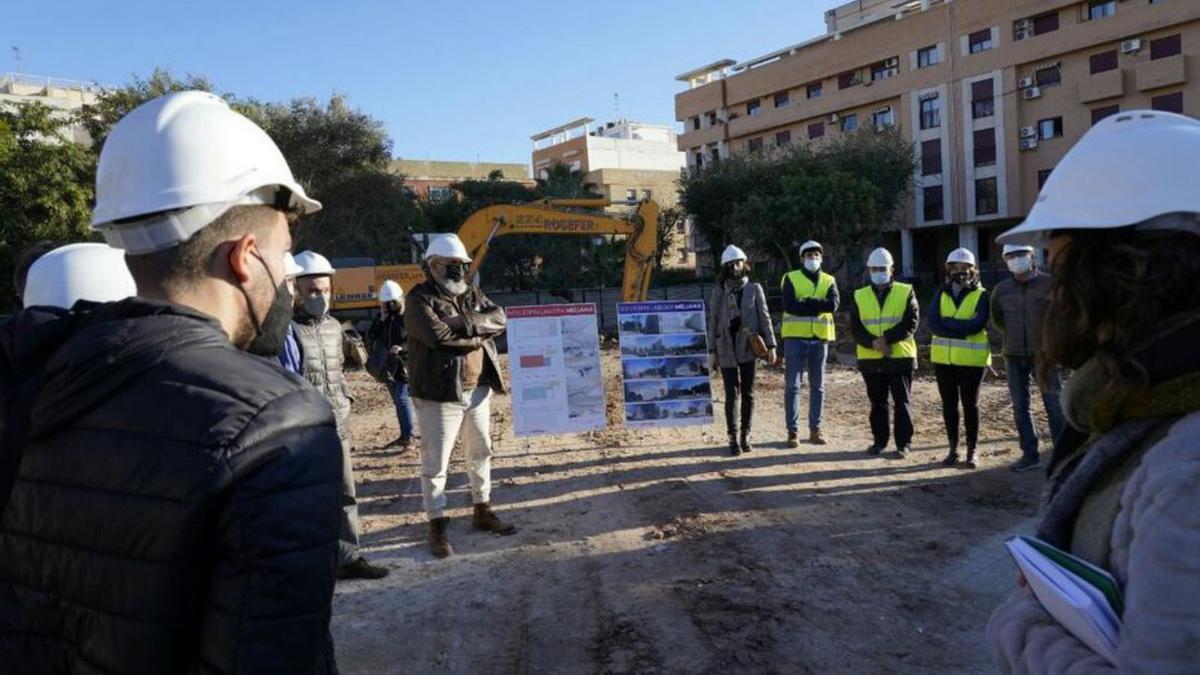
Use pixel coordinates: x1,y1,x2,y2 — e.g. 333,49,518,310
743,327,770,360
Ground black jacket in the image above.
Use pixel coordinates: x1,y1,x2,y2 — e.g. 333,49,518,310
367,310,409,383
849,282,919,375
404,280,506,403
0,299,342,674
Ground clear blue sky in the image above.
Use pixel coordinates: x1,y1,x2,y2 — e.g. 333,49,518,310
3,1,828,167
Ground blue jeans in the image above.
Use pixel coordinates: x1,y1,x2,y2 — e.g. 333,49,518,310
784,338,827,433
1005,358,1065,460
391,381,416,440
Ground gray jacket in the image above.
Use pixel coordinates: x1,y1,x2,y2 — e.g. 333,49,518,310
990,271,1052,358
293,311,353,439
707,279,776,369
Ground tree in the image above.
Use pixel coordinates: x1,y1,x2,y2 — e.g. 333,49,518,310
534,162,602,199
655,206,685,272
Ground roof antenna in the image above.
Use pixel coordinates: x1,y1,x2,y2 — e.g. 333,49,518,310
613,92,620,118
11,46,21,74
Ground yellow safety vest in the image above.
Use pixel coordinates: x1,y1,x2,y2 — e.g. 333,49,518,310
930,287,992,367
854,283,917,361
781,270,836,341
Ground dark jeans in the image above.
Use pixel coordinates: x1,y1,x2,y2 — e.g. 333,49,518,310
391,381,416,440
720,361,757,437
862,371,913,449
1005,357,1065,460
934,364,985,451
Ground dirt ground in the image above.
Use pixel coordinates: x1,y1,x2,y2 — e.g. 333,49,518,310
332,348,1051,674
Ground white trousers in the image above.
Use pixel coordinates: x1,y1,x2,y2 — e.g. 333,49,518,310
414,387,493,520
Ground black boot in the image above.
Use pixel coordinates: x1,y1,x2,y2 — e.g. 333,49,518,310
740,430,753,454
941,448,959,467
728,435,741,456
964,448,978,469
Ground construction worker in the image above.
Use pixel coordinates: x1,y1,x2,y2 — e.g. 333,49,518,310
291,250,388,580
278,251,304,375
990,244,1065,473
780,240,839,447
367,279,415,450
849,247,919,458
406,233,515,558
988,110,1200,673
21,242,137,309
929,247,991,469
0,91,342,672
707,245,777,456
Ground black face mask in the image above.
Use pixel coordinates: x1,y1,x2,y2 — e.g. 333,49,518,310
723,263,744,279
386,301,401,314
950,272,970,285
243,252,295,357
444,263,468,282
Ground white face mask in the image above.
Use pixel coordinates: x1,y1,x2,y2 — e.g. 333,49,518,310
870,271,891,286
803,257,822,273
1006,255,1033,275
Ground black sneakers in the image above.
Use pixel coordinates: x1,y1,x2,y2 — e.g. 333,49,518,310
1010,455,1041,473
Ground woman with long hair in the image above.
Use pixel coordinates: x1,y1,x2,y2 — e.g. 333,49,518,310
987,111,1200,672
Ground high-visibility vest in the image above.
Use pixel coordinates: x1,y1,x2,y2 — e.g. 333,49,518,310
781,270,836,341
930,287,992,367
854,283,917,361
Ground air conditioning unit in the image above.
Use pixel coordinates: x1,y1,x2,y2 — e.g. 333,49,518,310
1019,126,1037,139
828,113,840,123
1018,76,1035,89
885,57,899,68
1015,28,1032,41
1023,86,1042,100
1020,138,1039,151
1121,38,1143,54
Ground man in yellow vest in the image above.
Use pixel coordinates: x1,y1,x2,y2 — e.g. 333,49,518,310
849,248,919,458
781,240,839,447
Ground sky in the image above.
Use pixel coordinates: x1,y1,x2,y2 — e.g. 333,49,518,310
3,1,829,167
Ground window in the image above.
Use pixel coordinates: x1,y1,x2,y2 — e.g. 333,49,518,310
1032,12,1059,35
808,122,825,140
706,111,718,126
747,137,764,152
642,189,653,200
807,82,823,99
921,139,942,176
1090,50,1119,74
1035,65,1062,88
625,189,637,201
971,79,995,119
428,186,454,202
976,178,998,216
776,130,792,146
871,58,899,82
1038,117,1064,140
920,96,941,130
974,128,997,167
923,186,944,221
841,114,858,133
691,116,701,131
1151,34,1182,61
969,29,994,54
917,45,941,68
838,71,860,89
1037,169,1054,189
694,152,704,168
873,108,895,129
1152,91,1184,114
1091,105,1120,125
1087,0,1116,21
747,99,762,116
774,91,790,108
710,146,720,163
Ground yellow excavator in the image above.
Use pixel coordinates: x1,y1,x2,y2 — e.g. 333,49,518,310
332,198,660,311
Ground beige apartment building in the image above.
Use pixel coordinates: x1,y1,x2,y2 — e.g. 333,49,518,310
1,73,101,146
674,0,1200,279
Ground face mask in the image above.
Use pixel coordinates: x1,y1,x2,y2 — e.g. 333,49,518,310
950,271,969,285
244,252,295,357
1006,255,1033,275
870,271,891,286
724,263,744,278
803,258,822,273
386,301,401,314
304,294,331,318
444,263,467,282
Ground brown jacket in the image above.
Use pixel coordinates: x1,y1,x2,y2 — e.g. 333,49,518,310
404,279,506,402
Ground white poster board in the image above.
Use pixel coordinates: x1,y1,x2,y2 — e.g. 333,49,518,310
617,300,713,429
507,303,606,437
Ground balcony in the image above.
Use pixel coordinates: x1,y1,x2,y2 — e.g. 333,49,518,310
1078,68,1124,104
676,124,724,152
1136,54,1187,92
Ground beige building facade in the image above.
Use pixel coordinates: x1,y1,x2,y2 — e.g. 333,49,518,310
1,73,101,146
674,0,1200,278
388,159,533,201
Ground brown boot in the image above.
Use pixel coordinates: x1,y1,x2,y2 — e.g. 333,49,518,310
473,502,517,535
809,428,827,445
428,517,453,558
786,431,800,448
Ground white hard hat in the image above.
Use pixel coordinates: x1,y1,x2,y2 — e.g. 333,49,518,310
283,252,304,277
293,250,336,277
799,240,823,255
423,233,472,262
23,243,137,309
1002,244,1035,256
378,280,403,302
946,247,976,266
720,245,747,265
91,91,321,255
867,247,894,268
1000,110,1200,245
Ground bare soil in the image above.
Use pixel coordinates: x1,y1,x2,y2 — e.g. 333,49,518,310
333,348,1050,674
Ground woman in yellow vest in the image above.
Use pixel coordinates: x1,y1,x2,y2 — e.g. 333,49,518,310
849,247,919,458
929,247,991,469
780,240,839,448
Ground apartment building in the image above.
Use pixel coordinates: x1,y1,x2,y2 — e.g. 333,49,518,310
1,73,101,146
674,0,1200,279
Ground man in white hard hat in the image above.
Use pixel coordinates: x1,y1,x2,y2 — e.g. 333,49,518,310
277,251,305,375
405,233,514,558
990,244,1064,473
21,242,138,309
367,279,415,450
291,249,388,580
849,247,919,458
0,92,342,673
780,240,839,447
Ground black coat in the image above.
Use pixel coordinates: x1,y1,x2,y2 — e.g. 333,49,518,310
0,299,342,674
367,310,409,383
